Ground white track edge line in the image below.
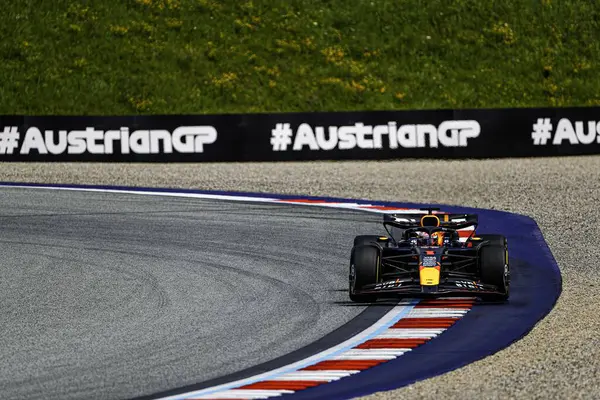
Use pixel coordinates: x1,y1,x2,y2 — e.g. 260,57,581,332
0,184,422,214
0,184,473,400
159,302,417,400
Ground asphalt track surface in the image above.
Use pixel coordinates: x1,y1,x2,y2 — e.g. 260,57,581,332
0,187,389,400
2,156,598,399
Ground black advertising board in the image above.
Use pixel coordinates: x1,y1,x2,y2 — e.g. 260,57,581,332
0,107,599,161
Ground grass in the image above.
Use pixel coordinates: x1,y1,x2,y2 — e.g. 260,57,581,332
1,0,599,114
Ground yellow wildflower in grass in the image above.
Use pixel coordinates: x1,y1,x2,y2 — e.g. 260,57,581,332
348,60,366,76
18,41,39,62
166,18,183,29
320,77,343,85
395,92,406,100
321,46,345,64
359,75,384,91
205,42,217,60
211,72,238,88
267,67,280,77
241,1,254,11
66,4,90,20
544,81,558,95
190,87,202,100
234,19,255,31
549,95,567,107
128,96,153,112
490,22,516,45
253,66,280,77
349,80,366,93
133,21,155,36
68,24,83,33
197,0,222,12
165,0,179,9
268,80,276,88
110,25,129,36
183,43,199,56
134,0,180,10
275,39,301,53
301,37,316,50
321,76,384,94
73,58,87,68
573,60,591,73
362,49,381,58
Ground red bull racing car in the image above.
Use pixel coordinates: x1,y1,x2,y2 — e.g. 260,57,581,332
349,208,510,302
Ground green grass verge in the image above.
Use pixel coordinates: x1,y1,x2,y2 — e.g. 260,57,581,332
1,0,599,114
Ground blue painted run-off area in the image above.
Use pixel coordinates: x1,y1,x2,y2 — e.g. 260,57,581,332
0,183,562,400
288,200,562,400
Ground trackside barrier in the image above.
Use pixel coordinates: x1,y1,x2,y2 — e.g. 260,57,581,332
1,106,599,161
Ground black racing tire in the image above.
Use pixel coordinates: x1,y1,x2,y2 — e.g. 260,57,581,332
476,234,507,247
349,244,381,303
353,235,386,247
480,244,510,301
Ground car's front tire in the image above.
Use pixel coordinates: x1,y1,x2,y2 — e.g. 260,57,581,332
353,235,388,247
349,244,381,303
480,244,510,301
476,234,507,247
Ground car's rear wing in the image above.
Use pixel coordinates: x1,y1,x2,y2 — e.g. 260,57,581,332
383,212,478,230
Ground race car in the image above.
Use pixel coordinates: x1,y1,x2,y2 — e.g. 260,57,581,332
349,208,509,302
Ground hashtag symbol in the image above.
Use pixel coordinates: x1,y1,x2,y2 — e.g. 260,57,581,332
0,126,20,154
270,123,293,151
531,118,553,145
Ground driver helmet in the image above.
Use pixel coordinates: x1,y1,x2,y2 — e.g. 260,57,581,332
431,232,445,246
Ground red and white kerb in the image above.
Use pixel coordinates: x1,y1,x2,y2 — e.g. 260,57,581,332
165,298,475,400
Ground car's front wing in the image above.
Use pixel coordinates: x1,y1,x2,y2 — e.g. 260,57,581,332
356,279,506,299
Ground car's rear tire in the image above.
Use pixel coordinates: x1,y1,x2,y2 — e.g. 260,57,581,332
480,244,510,301
349,244,380,303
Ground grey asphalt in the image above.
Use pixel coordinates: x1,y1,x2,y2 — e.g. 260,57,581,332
3,156,600,399
0,187,385,400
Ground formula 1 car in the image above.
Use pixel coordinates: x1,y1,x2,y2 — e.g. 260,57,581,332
349,208,509,302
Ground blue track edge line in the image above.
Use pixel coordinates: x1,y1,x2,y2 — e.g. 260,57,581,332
0,182,562,400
